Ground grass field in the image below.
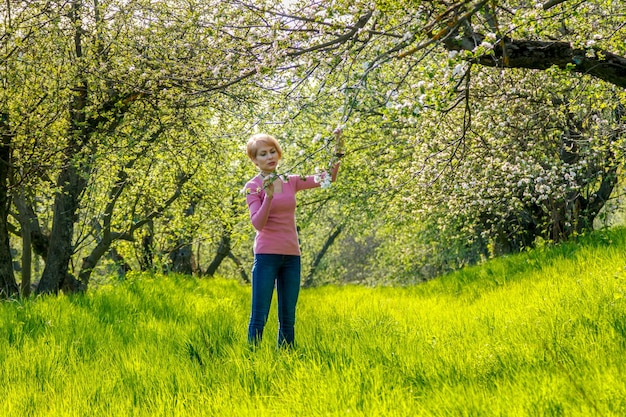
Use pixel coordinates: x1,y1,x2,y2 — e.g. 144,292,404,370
1,228,626,416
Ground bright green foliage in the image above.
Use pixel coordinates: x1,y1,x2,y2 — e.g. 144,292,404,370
1,227,625,416
1,0,625,291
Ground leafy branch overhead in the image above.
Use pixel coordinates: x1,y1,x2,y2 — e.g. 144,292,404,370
381,1,626,88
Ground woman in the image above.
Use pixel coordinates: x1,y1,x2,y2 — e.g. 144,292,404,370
244,130,344,347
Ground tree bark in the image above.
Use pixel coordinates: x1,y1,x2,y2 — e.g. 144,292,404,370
205,233,231,277
35,0,142,294
204,194,246,279
204,233,250,282
140,224,155,271
0,112,19,298
168,202,197,275
11,195,49,260
37,160,88,294
16,189,32,297
169,243,195,275
78,233,113,284
36,0,88,294
77,170,191,284
109,247,131,276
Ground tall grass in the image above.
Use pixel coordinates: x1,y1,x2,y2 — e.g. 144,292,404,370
1,228,625,416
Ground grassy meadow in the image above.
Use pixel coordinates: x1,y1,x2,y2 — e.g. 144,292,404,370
1,228,626,416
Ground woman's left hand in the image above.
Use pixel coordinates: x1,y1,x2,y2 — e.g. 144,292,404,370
333,127,344,155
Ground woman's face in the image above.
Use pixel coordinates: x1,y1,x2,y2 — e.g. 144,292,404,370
253,143,280,173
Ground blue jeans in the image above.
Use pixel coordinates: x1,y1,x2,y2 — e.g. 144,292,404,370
248,254,301,347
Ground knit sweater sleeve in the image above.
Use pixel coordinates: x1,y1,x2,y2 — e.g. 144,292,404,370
293,161,341,191
245,180,272,231
293,175,320,191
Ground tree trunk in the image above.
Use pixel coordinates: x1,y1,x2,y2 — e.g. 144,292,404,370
205,196,247,279
168,202,196,275
205,233,250,282
16,189,32,297
169,243,195,275
0,112,19,298
37,161,88,294
304,224,343,287
205,233,231,276
78,169,191,284
77,241,130,283
78,235,112,284
36,0,92,294
12,194,49,295
140,222,155,271
12,196,49,261
109,247,131,277
441,15,626,88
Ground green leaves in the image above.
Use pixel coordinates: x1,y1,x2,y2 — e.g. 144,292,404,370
1,0,625,289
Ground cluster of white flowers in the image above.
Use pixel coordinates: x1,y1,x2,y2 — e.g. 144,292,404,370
313,169,332,189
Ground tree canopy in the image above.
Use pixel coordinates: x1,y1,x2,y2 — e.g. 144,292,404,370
0,0,624,296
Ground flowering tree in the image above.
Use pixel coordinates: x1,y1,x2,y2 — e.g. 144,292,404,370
269,0,626,280
1,0,624,295
390,1,625,247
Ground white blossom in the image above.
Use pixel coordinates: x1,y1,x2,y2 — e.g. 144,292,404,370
452,64,465,77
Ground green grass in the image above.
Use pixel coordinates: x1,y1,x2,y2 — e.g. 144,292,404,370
1,228,626,416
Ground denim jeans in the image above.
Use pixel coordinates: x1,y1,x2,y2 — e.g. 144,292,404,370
248,254,301,347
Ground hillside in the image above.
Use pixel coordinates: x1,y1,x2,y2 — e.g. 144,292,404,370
1,227,625,416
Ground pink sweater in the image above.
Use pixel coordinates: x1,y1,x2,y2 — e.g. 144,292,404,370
245,174,321,255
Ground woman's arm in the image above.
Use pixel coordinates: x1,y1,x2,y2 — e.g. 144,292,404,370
330,159,341,182
246,182,273,231
331,127,344,182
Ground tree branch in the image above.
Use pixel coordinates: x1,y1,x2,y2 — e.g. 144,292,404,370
444,37,626,88
543,0,570,10
78,171,193,284
118,172,192,240
196,11,373,94
286,11,373,57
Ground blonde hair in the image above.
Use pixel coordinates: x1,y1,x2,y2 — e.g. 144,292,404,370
246,133,283,161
